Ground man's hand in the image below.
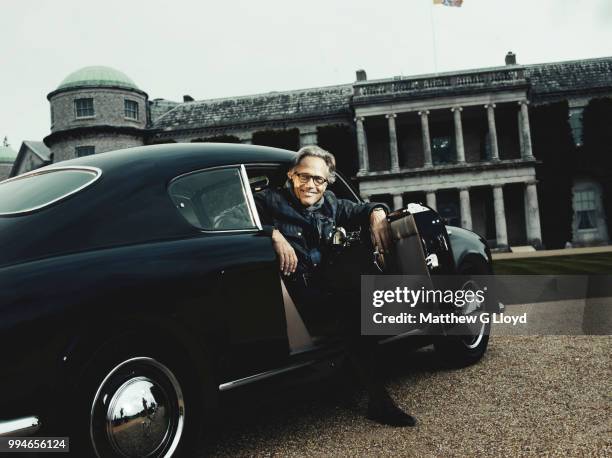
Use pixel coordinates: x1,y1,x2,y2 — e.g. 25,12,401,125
370,208,393,254
272,229,298,276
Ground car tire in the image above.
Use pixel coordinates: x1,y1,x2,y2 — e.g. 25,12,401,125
70,337,203,457
434,258,491,367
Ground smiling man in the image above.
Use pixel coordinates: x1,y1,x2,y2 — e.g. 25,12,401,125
254,145,417,427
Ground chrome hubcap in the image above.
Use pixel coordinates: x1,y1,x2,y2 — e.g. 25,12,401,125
91,357,185,457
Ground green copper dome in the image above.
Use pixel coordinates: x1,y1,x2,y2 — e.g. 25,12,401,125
57,66,140,91
0,145,17,163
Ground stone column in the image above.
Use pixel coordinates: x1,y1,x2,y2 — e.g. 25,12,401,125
299,127,318,147
386,113,400,172
418,110,433,167
517,108,524,157
524,180,542,247
492,185,508,248
485,104,500,161
518,101,534,159
459,187,473,231
451,106,466,163
355,116,369,174
393,193,404,210
426,191,437,210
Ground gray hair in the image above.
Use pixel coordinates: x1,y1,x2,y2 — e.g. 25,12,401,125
293,145,337,184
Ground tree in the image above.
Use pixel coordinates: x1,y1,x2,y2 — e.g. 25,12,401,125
581,98,612,232
531,101,575,249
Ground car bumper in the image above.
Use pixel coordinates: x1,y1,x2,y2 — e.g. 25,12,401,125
0,416,41,437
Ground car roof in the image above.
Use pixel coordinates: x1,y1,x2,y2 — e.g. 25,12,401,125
48,143,297,177
0,143,299,268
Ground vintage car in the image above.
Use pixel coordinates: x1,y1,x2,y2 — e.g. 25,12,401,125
0,143,493,456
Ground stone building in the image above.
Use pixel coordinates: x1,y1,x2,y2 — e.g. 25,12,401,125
10,141,51,178
0,144,18,181
11,55,612,248
44,66,148,162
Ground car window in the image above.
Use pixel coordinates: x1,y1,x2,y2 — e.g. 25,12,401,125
168,166,259,231
328,174,361,203
0,167,100,216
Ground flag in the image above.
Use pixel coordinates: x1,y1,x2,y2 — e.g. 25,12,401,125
433,0,463,6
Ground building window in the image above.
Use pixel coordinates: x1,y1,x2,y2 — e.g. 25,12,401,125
75,145,95,157
124,99,139,120
50,106,55,126
74,98,94,118
569,107,583,147
432,136,455,164
574,189,596,230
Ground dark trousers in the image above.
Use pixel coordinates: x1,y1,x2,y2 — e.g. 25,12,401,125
284,268,392,407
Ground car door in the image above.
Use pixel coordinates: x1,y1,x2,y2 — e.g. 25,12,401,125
245,164,357,350
168,164,289,382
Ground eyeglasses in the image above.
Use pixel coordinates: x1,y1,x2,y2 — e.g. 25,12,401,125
292,172,329,186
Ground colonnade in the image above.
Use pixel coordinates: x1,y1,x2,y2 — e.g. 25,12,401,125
386,181,542,247
355,100,535,173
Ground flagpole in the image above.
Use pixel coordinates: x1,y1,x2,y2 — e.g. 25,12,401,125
429,0,438,72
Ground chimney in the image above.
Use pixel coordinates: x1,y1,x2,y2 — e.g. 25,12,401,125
183,95,194,102
356,69,367,82
505,52,517,65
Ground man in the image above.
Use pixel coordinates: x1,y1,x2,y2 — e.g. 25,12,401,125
254,145,416,427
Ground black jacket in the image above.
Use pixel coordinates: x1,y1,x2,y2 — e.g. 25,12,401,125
255,186,386,274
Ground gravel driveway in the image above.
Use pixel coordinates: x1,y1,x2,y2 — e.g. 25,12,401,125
198,336,610,457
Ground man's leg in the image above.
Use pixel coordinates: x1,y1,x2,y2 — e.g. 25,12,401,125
339,293,417,427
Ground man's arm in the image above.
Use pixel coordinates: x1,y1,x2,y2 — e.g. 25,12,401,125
254,189,299,275
253,189,275,235
335,197,393,253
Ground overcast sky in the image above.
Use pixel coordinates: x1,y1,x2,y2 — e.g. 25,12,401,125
2,0,611,150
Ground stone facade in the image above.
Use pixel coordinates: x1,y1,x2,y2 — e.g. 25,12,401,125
11,154,45,177
49,88,147,133
44,72,148,162
11,57,611,249
0,163,12,181
52,133,143,162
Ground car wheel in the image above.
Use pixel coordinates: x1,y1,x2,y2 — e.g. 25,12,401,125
73,340,202,457
434,259,491,367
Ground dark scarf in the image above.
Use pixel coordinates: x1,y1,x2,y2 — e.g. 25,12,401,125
285,180,326,238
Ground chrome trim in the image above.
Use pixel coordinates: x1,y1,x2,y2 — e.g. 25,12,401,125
240,164,263,231
0,166,102,216
463,323,486,349
334,173,362,202
378,328,427,345
218,361,314,391
0,416,41,437
90,357,185,458
425,253,439,269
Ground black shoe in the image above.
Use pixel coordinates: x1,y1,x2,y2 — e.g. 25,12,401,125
367,402,417,427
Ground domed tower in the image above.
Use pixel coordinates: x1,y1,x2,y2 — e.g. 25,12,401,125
45,66,148,162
